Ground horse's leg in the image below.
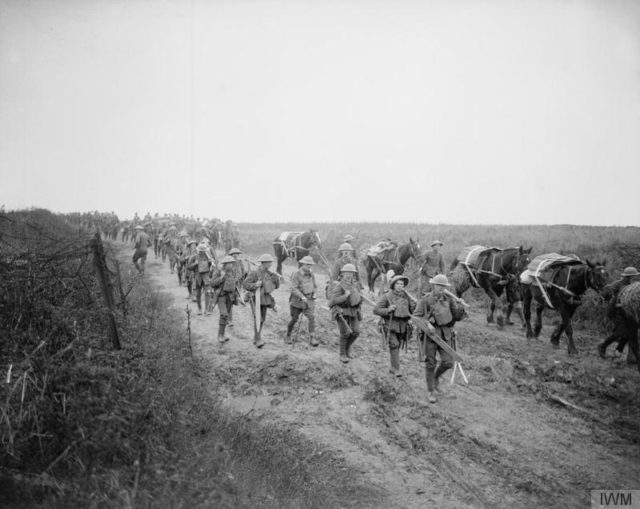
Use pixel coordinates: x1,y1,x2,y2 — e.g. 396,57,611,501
533,298,544,338
563,307,578,355
484,285,503,328
523,286,534,338
626,324,640,372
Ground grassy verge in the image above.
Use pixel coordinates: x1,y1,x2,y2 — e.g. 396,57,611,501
1,215,380,508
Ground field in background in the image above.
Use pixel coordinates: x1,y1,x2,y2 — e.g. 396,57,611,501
237,222,640,270
237,222,640,333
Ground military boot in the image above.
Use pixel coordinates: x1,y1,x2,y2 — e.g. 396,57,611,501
346,337,356,358
254,326,265,348
309,333,319,347
218,323,229,344
389,349,401,377
340,338,349,363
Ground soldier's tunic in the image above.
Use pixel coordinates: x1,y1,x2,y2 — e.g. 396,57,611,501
414,291,464,391
133,231,151,274
190,251,213,312
211,267,240,337
328,280,362,359
243,267,281,325
374,289,416,374
287,269,318,337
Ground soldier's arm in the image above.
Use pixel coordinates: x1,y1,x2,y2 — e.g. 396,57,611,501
373,294,391,317
327,285,347,307
211,270,225,288
413,297,428,318
290,272,305,300
243,272,259,291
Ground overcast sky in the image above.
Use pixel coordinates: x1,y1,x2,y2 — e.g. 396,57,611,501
1,0,639,225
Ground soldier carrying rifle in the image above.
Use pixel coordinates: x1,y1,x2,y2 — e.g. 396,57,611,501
243,254,281,348
211,256,242,344
414,274,465,403
374,274,416,377
327,264,362,363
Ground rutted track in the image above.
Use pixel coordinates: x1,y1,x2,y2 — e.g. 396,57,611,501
134,247,640,509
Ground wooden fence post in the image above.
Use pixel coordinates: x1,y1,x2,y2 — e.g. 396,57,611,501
90,232,121,350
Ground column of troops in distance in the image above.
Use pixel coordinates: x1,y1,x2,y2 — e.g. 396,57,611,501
124,220,640,405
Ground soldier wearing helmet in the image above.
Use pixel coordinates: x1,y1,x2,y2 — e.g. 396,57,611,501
414,274,465,403
374,274,416,377
132,225,151,275
243,253,281,348
598,266,640,360
285,256,319,346
327,263,362,363
190,242,215,315
184,239,198,300
226,247,247,329
418,240,446,296
211,256,241,343
331,242,361,282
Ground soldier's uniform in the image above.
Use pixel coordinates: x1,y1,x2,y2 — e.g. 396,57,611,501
211,256,240,343
227,247,246,329
286,256,318,346
191,243,214,315
419,240,445,296
243,254,281,347
414,274,464,402
598,267,640,359
374,275,416,377
132,226,151,274
327,264,362,363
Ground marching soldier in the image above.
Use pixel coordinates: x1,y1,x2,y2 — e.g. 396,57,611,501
419,240,446,296
374,274,416,377
286,255,318,346
598,266,640,360
327,264,362,363
132,225,151,274
331,243,360,281
243,253,281,348
211,256,240,343
226,247,246,330
184,239,197,300
414,274,465,403
191,242,215,315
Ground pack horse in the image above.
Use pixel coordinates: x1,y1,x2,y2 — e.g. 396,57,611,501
273,230,322,274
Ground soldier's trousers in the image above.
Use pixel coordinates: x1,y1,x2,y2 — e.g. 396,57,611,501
337,315,360,356
132,250,147,274
424,332,453,391
287,303,315,336
217,293,234,336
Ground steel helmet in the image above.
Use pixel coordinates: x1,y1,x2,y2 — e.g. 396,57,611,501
339,242,355,252
431,240,444,247
340,263,357,273
257,253,274,263
197,244,207,252
299,255,315,265
621,267,640,277
390,274,409,288
429,274,451,286
187,239,197,246
343,234,355,242
179,229,188,237
221,255,235,264
134,225,144,230
228,247,242,255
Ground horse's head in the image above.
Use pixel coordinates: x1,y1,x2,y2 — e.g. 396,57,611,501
586,259,608,291
303,229,321,249
516,246,533,274
408,237,421,259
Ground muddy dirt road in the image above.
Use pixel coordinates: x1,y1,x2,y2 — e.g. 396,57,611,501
139,251,639,509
